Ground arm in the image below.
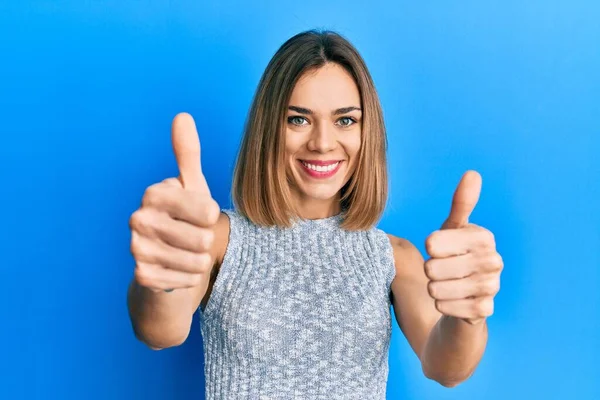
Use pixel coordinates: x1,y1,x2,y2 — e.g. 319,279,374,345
127,112,229,350
388,236,489,387
127,211,229,350
389,171,502,386
127,280,206,350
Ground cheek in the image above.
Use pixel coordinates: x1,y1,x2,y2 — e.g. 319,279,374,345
344,131,362,158
284,130,303,157
341,132,361,176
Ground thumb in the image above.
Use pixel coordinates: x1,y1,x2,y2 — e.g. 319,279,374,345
171,112,211,195
442,170,482,229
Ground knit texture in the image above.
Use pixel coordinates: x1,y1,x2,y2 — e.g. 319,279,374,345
198,209,397,399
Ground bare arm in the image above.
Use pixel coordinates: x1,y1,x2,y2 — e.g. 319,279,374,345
389,171,503,386
388,236,488,387
126,112,229,350
421,313,488,387
127,281,206,349
127,207,230,350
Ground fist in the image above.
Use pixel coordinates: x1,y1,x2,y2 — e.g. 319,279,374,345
129,113,220,292
424,171,503,325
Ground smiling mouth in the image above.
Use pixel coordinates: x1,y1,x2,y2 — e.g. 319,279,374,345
298,160,343,179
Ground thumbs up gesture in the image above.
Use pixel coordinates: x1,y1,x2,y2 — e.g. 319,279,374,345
129,113,221,293
424,171,503,325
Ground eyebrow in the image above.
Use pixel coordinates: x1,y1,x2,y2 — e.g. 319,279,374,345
288,106,362,115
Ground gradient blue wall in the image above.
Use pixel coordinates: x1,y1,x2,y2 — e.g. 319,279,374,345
1,1,598,399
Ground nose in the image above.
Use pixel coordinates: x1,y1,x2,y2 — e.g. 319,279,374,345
307,121,337,153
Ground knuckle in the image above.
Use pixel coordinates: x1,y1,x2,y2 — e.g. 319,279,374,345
196,253,213,273
434,300,444,314
129,211,140,231
472,299,484,315
190,273,205,287
200,230,215,252
487,299,495,315
492,253,504,271
143,183,175,210
134,267,153,288
484,279,496,295
424,259,436,279
472,298,492,316
185,252,211,273
129,209,153,234
427,281,439,299
475,276,489,295
480,298,494,316
492,278,501,294
482,229,496,248
204,199,221,225
162,177,182,187
477,275,500,296
210,201,222,224
474,277,485,293
142,184,162,207
131,235,157,263
425,231,440,255
130,234,144,257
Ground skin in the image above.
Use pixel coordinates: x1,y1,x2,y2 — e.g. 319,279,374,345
127,63,503,387
281,64,503,386
284,64,362,219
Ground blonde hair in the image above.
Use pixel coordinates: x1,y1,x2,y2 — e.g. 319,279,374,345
232,29,388,231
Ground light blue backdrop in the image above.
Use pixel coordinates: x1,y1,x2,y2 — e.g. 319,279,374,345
1,1,598,399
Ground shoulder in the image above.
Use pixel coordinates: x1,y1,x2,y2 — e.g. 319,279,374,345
196,211,231,312
211,211,232,266
385,233,426,279
211,208,255,265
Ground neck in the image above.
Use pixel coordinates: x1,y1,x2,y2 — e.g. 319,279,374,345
293,194,342,220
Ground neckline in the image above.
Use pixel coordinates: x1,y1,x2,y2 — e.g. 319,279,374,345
292,212,344,227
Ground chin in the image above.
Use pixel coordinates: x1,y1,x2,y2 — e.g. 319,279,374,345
298,184,343,201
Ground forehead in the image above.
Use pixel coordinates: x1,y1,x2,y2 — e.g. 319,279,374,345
288,63,361,110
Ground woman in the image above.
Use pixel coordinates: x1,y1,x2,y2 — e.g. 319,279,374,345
127,30,503,399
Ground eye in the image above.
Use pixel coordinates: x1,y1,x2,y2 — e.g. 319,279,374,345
288,116,309,126
336,117,357,127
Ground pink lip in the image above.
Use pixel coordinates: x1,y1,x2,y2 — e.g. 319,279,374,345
298,160,343,179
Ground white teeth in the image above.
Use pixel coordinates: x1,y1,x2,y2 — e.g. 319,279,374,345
301,161,339,172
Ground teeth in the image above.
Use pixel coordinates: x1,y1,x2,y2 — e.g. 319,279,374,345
302,161,339,172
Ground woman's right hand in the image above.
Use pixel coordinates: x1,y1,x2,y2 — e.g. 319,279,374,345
129,113,220,293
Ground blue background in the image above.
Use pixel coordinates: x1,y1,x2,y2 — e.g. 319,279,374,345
1,1,598,399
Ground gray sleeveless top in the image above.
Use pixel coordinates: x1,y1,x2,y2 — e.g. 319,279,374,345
198,209,397,399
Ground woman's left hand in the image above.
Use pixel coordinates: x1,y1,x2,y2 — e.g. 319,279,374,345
424,171,504,325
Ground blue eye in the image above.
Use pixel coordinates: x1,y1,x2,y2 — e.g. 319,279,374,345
288,116,308,126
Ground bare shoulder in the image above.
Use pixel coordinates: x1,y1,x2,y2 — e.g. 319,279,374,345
385,234,428,303
211,211,231,266
386,234,426,277
198,211,231,311
385,233,440,359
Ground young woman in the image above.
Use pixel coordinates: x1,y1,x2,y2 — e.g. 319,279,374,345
127,30,503,399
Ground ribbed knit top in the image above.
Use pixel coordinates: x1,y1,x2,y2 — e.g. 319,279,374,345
198,209,397,399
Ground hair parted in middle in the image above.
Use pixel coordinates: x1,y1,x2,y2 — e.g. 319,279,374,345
232,29,388,231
